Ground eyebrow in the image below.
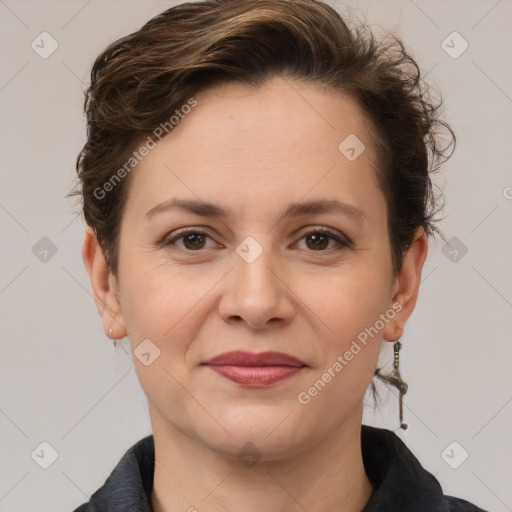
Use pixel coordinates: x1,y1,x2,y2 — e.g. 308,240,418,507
145,198,366,223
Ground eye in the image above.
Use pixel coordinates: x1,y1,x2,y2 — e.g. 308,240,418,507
163,228,218,251
295,227,350,251
162,226,350,253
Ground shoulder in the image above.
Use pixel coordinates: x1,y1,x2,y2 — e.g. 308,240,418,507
441,495,490,512
360,425,490,512
69,434,155,512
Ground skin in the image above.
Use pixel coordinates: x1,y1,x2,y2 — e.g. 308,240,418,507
82,76,427,512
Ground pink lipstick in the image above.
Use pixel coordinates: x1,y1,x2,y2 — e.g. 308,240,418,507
203,351,306,387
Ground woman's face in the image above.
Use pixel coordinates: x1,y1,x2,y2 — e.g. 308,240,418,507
85,76,425,460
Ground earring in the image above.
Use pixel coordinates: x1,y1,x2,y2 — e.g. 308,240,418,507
393,340,408,430
108,327,117,351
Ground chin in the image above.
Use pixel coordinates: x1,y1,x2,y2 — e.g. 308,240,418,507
200,406,311,462
209,434,305,464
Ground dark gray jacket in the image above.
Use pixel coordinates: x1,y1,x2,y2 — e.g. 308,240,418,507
72,425,489,511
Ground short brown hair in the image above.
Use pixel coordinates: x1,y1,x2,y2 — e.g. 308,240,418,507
68,0,454,280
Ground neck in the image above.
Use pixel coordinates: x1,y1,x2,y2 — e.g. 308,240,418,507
150,409,374,512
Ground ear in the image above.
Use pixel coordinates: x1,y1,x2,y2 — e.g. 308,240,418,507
81,226,127,339
383,226,428,342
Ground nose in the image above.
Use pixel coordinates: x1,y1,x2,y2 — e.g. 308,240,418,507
218,242,295,330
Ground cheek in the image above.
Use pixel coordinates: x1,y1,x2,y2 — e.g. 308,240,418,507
119,268,205,413
121,262,200,338
308,261,391,335
299,261,390,387
119,263,221,390
295,272,385,417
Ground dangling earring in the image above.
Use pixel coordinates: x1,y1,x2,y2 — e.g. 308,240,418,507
393,340,408,430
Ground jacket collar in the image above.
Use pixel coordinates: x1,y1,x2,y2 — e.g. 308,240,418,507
81,425,447,511
360,425,444,511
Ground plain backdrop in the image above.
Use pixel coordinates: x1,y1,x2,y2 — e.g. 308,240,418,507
0,1,511,511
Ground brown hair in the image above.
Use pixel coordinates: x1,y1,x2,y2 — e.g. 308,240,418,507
67,0,455,408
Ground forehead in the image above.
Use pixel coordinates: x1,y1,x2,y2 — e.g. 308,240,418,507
123,77,382,222
175,77,374,159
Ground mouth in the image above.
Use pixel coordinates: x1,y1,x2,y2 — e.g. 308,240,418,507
202,351,307,387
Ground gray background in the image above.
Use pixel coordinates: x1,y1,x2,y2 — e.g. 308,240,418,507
0,0,511,510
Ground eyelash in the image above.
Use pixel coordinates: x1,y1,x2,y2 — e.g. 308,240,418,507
162,227,351,253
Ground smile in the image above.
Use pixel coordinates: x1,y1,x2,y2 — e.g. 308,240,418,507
202,351,307,388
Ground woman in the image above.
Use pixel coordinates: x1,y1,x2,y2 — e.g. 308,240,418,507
68,0,488,510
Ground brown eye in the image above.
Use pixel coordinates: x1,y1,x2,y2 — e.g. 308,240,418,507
182,232,207,250
164,230,214,251
297,228,350,252
305,232,330,250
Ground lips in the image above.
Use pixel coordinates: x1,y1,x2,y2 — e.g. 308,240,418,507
204,351,305,367
203,351,307,387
